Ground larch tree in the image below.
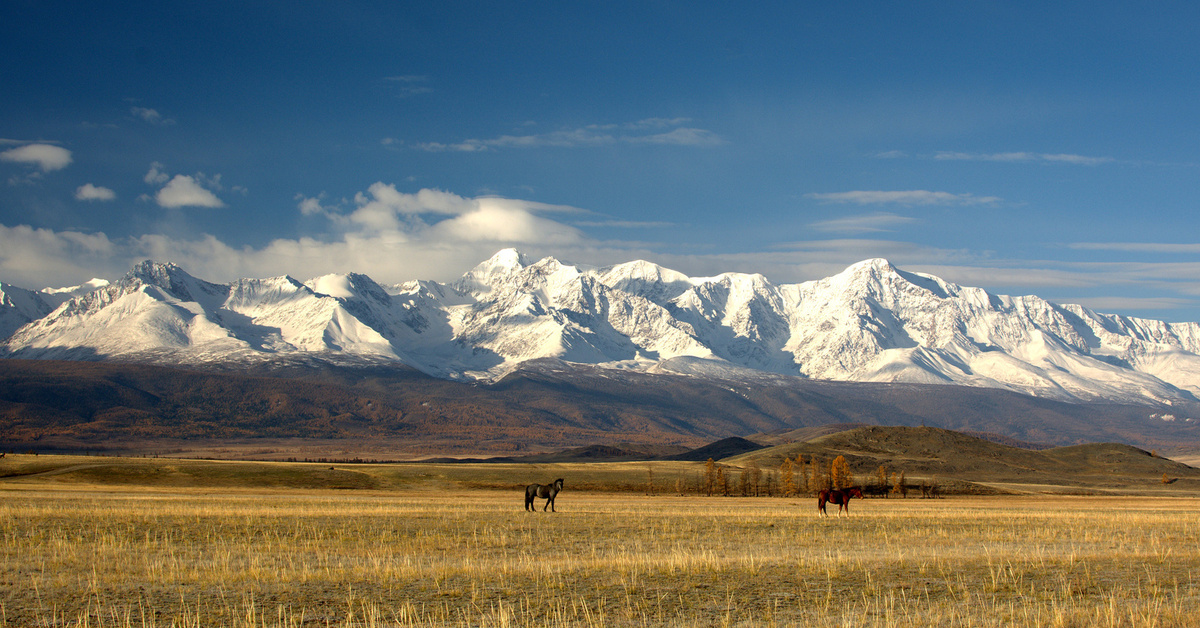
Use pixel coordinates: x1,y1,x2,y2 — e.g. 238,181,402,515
780,457,795,496
830,455,853,490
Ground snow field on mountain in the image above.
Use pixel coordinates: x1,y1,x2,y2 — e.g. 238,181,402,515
5,248,1200,406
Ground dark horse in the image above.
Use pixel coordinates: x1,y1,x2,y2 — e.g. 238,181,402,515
817,486,863,516
525,478,564,512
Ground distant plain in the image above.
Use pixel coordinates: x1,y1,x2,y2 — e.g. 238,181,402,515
3,453,1200,627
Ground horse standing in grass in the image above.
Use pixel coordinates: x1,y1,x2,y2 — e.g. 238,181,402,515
525,478,564,512
817,486,863,516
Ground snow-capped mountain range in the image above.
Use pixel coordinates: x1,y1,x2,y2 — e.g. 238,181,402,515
5,249,1200,407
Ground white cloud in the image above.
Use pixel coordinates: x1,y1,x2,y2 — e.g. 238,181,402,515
414,118,723,152
382,75,433,98
75,183,116,202
629,127,725,146
573,219,674,228
4,217,1200,319
0,224,120,288
0,143,73,172
155,174,225,208
935,151,1114,166
131,107,176,126
809,212,916,233
1069,242,1200,254
806,190,1001,206
296,193,334,216
6,182,1200,321
144,162,170,185
429,202,583,244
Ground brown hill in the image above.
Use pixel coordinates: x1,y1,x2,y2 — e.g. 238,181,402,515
4,358,1200,459
730,425,1200,494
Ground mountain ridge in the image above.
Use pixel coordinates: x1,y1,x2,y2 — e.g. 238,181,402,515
5,249,1200,409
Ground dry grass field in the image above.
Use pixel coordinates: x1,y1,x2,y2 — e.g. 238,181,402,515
3,455,1200,627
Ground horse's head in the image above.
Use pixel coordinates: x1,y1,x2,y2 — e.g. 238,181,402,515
554,478,564,489
848,487,863,498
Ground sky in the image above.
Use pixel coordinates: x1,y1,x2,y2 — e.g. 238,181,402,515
4,1,1200,321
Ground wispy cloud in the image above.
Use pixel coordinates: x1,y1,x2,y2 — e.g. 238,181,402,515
1069,242,1200,254
934,151,1114,166
382,75,433,98
806,190,1001,206
809,212,916,233
413,118,724,152
130,107,176,126
573,219,675,228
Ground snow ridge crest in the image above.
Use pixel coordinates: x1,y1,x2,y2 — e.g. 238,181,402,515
4,251,1200,406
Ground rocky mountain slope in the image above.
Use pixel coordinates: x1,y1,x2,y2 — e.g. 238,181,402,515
5,250,1200,409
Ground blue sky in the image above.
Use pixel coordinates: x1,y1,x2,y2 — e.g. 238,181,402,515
4,2,1200,321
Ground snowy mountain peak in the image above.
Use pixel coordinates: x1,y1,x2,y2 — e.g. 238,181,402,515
594,259,695,305
123,259,189,285
489,247,527,268
120,260,228,306
0,282,53,339
41,278,110,307
6,251,1200,407
816,257,957,304
454,248,529,295
307,272,389,302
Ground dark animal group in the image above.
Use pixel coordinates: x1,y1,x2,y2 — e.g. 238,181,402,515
524,478,866,516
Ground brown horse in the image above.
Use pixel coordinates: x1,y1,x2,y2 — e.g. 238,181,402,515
817,487,863,516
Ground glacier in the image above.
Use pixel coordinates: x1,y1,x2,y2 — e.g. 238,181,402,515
4,249,1200,406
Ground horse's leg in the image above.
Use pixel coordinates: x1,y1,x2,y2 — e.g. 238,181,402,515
548,494,556,512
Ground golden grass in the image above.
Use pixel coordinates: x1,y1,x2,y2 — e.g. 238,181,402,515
3,484,1200,627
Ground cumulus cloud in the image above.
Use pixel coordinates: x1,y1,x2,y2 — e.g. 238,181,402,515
0,224,120,288
155,174,225,208
0,143,73,172
75,183,116,202
806,190,1001,206
144,162,170,185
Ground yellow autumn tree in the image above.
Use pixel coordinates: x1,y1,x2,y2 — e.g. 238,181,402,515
704,458,716,496
780,457,795,496
830,455,853,490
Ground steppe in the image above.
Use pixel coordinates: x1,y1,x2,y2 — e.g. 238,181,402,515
3,453,1200,627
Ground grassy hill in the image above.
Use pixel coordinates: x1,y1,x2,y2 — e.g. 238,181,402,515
2,425,1197,496
730,425,1200,495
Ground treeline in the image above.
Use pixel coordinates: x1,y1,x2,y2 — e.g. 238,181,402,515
692,454,941,498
